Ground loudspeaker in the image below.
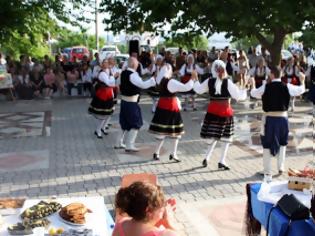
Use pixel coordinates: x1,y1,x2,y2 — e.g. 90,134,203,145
129,40,140,56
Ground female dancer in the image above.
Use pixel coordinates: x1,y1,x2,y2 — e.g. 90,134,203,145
149,56,197,162
88,59,115,138
194,60,247,170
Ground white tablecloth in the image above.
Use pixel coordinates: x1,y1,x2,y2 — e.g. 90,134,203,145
0,197,114,236
257,181,312,208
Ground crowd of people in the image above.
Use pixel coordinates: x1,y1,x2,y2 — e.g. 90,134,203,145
0,52,110,99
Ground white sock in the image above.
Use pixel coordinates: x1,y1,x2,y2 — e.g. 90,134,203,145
278,146,286,171
172,138,179,156
205,140,217,161
155,138,165,155
263,149,272,175
97,120,106,135
103,116,111,130
219,143,230,165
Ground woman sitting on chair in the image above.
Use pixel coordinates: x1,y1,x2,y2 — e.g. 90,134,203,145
112,182,178,236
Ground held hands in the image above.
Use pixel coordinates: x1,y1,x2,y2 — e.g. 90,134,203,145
161,198,177,230
299,72,305,84
191,70,198,81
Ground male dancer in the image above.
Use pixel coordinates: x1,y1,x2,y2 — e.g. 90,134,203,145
116,57,156,151
250,66,305,180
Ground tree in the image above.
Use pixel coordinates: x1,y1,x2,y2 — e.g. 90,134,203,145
100,0,315,66
56,29,105,50
0,0,90,42
299,28,315,49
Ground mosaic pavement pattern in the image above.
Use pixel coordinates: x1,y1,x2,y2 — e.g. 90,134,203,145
0,111,51,139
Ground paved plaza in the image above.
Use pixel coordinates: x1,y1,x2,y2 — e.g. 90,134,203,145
0,95,313,236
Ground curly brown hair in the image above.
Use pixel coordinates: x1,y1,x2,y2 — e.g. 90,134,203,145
115,182,165,221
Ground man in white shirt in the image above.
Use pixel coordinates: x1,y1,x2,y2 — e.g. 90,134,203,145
250,66,305,181
116,57,156,152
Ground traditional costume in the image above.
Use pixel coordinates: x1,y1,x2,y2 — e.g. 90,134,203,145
179,54,204,111
249,65,270,88
149,62,194,162
116,67,156,151
88,69,115,138
251,73,305,179
307,64,315,104
193,60,247,169
282,61,301,111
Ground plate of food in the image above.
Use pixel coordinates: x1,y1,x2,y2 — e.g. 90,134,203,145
58,203,92,226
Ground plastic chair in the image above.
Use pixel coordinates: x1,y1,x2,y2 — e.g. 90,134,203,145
120,173,158,188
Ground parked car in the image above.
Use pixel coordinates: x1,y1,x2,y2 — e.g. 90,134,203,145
61,47,72,60
99,45,120,61
115,54,129,69
70,46,90,62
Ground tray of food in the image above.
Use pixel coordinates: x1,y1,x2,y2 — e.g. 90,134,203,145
59,203,92,226
0,199,25,215
288,168,314,191
21,200,62,220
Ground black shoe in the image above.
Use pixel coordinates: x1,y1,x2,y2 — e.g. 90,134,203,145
101,129,108,135
183,108,187,111
218,162,230,170
94,131,103,139
169,154,181,163
193,107,197,111
153,153,160,161
278,170,284,175
202,159,207,167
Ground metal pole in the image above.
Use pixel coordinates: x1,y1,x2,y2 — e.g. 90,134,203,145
95,0,99,51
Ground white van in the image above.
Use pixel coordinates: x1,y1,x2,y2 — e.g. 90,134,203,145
99,45,121,61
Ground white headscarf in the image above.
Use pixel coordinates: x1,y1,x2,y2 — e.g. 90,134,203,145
156,54,164,62
211,60,227,95
186,54,195,64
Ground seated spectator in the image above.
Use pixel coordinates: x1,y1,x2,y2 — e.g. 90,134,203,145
80,63,93,96
113,182,178,236
43,67,57,98
15,66,34,99
66,67,81,96
30,70,44,97
54,67,66,96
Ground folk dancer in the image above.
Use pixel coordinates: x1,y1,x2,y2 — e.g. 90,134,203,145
282,57,301,111
248,57,270,108
149,58,197,162
250,66,305,181
179,54,205,111
193,60,247,170
115,57,156,151
88,59,116,138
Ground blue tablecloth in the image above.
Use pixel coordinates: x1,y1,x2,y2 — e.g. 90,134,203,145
250,183,315,236
105,209,115,235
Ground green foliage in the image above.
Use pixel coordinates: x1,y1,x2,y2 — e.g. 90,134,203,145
299,28,315,48
164,34,208,50
56,29,105,50
117,44,128,54
100,0,315,66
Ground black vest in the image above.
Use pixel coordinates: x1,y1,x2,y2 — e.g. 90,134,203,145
158,78,175,97
311,66,315,83
208,78,231,100
262,82,290,112
120,70,141,96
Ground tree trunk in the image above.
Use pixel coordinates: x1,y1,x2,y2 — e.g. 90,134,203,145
255,30,286,67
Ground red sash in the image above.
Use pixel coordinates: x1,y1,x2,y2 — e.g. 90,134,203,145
157,97,180,112
181,75,191,84
207,100,233,117
96,87,113,101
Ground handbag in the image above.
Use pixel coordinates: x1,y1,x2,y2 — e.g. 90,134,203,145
266,194,309,236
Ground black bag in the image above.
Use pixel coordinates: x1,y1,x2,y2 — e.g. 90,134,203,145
267,194,309,236
277,194,310,220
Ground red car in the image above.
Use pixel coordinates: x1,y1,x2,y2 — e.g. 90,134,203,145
70,46,90,62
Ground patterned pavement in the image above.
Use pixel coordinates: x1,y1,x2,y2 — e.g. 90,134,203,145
0,96,313,236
